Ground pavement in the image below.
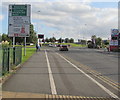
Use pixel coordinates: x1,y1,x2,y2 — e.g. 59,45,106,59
2,91,118,100
2,47,120,99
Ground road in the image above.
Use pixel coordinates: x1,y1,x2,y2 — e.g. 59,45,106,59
57,47,118,82
3,46,119,98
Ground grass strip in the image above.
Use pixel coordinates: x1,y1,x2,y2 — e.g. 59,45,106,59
22,47,36,64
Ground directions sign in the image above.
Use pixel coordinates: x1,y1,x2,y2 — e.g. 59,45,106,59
8,4,31,37
11,5,27,16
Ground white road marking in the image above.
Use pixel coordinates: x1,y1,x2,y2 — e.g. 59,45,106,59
56,53,119,99
45,50,57,95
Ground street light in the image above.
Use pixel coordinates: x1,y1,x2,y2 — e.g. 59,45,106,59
84,24,87,45
79,24,87,47
37,11,41,45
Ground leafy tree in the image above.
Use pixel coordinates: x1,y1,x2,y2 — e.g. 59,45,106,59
69,38,74,43
96,37,102,46
81,40,87,45
26,24,37,44
65,38,69,43
48,37,56,43
91,35,96,39
0,34,2,42
15,24,37,44
49,38,53,42
45,38,50,43
2,34,9,41
2,33,12,45
91,35,97,48
51,37,56,43
15,37,24,44
91,35,103,47
103,40,109,45
58,38,64,43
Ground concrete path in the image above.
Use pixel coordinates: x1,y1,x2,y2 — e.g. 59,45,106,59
3,50,51,94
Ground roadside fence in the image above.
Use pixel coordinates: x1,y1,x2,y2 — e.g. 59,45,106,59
2,47,22,75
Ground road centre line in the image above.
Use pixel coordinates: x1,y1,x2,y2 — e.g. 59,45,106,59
45,50,57,95
56,53,119,99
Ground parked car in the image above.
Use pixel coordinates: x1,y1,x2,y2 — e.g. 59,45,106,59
59,45,69,51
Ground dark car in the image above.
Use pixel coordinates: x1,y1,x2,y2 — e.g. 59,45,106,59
57,44,61,47
59,45,69,51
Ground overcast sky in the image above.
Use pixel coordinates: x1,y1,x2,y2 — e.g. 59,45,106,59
0,0,119,41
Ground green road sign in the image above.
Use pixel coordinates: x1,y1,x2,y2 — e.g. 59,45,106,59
12,5,27,16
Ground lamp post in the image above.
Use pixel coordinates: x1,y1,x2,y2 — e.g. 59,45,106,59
84,24,87,46
80,24,87,47
37,11,41,45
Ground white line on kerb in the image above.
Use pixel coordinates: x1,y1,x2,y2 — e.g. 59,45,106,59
45,50,57,95
56,53,119,99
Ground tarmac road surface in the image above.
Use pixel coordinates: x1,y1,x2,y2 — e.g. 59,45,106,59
3,47,119,98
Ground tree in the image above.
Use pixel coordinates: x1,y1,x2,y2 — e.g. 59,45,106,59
91,35,96,48
15,24,37,44
26,24,37,44
96,37,102,46
65,38,69,43
2,33,12,45
91,35,96,43
81,40,87,45
45,38,50,43
2,34,9,41
58,38,64,43
91,35,103,48
0,34,2,42
49,38,53,42
51,37,56,43
15,37,24,44
69,38,74,43
103,40,109,45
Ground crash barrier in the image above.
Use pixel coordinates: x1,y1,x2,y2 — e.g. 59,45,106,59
2,47,22,75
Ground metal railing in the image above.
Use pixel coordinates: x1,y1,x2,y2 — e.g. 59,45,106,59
2,47,22,75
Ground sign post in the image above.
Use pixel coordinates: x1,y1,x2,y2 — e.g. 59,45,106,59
24,37,26,56
8,4,31,56
13,37,15,47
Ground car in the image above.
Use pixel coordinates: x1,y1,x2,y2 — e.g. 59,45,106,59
59,45,69,51
49,44,57,47
57,44,61,47
49,44,54,47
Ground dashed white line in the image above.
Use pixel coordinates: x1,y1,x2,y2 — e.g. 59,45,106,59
56,53,119,99
45,50,57,95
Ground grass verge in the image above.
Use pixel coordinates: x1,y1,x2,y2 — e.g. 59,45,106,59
22,47,36,64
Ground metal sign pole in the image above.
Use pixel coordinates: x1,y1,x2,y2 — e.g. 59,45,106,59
13,37,15,47
24,37,26,56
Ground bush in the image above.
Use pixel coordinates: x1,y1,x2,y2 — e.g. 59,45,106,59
2,41,10,48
